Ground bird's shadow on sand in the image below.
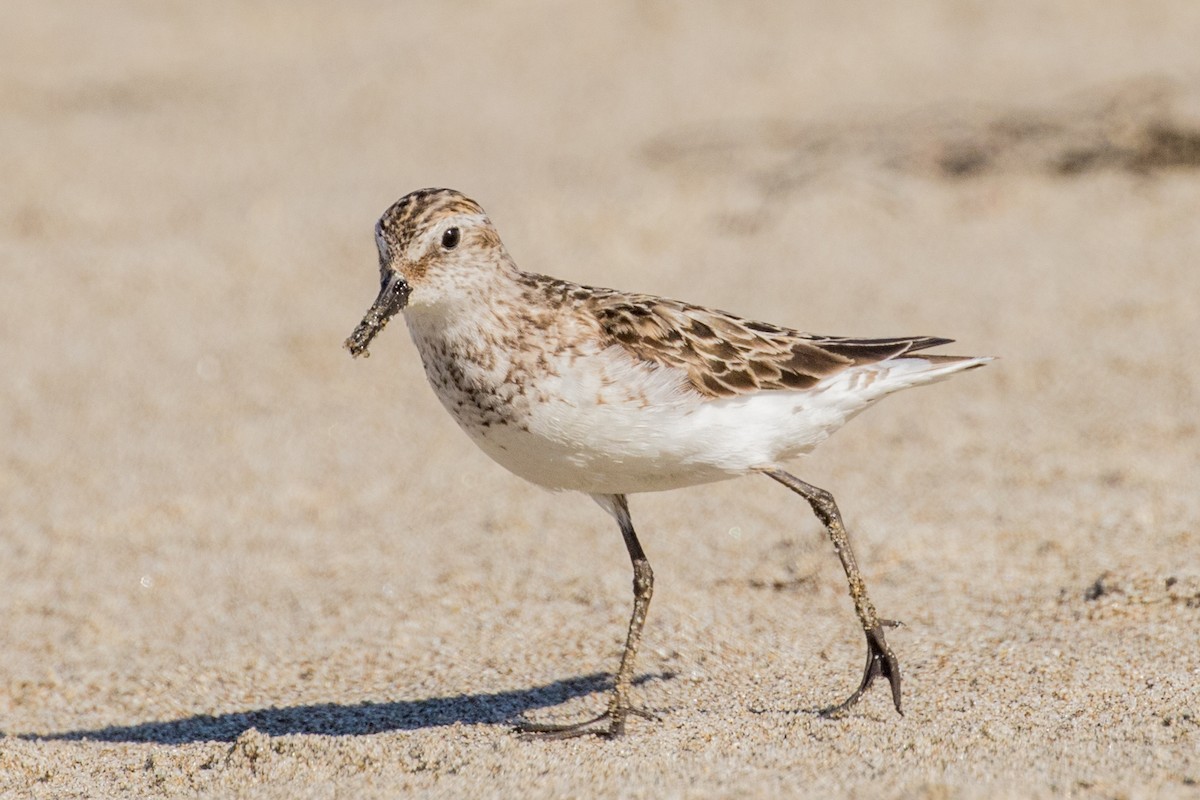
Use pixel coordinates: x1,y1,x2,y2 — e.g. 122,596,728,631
22,673,672,745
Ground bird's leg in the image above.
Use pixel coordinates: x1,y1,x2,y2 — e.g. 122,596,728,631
516,494,657,739
762,468,903,717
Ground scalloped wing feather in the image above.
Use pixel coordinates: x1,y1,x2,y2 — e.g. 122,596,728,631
590,293,957,399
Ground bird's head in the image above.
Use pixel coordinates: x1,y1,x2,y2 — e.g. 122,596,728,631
345,188,507,357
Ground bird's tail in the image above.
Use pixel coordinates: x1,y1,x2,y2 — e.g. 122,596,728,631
813,353,994,413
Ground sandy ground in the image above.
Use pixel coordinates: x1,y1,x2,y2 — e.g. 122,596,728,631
3,2,1200,797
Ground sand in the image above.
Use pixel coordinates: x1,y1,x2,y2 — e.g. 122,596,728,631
2,2,1198,797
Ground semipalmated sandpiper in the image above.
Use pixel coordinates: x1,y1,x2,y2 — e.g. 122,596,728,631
346,188,991,738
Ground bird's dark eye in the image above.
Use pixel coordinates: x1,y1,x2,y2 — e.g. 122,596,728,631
441,227,460,250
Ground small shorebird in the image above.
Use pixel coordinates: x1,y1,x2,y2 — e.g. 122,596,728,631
345,188,990,738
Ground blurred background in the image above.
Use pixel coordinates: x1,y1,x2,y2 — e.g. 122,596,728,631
3,2,1199,795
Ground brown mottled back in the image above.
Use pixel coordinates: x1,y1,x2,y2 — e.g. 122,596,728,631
585,291,953,398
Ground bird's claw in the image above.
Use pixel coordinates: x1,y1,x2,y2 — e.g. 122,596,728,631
819,621,903,718
516,700,658,740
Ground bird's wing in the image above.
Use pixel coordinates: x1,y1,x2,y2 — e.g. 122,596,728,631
589,292,953,399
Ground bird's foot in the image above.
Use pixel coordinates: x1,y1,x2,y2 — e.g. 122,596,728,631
515,696,658,740
820,619,904,718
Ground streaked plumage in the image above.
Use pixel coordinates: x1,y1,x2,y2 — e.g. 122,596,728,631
346,188,991,738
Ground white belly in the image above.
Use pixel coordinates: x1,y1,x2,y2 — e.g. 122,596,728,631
439,345,848,494
410,314,980,495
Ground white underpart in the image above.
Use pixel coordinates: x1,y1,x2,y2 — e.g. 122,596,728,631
457,343,992,495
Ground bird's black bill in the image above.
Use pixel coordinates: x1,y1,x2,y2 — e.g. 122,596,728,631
344,272,411,358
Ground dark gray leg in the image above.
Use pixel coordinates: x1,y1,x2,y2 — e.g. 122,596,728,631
516,494,657,738
762,468,903,717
